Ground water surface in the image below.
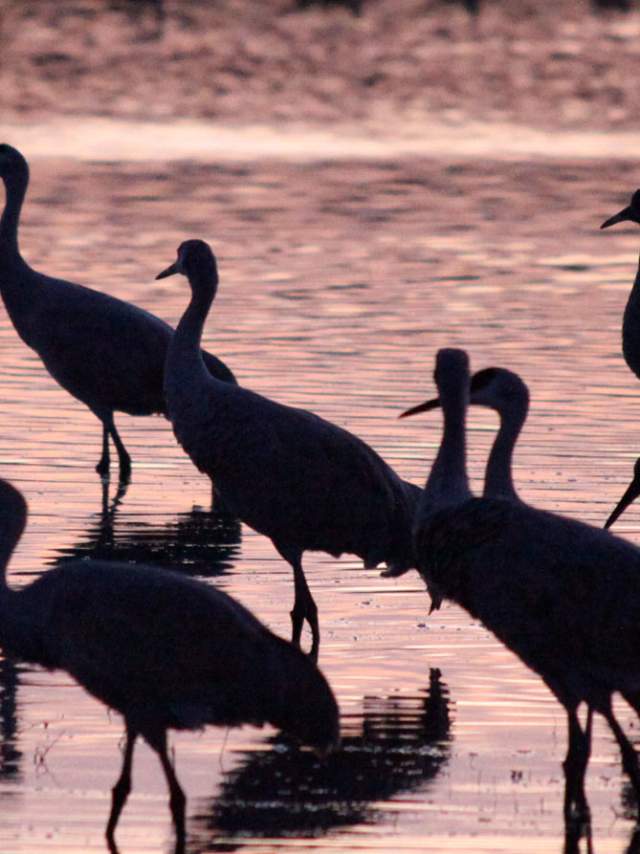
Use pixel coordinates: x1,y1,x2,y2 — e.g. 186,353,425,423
0,133,639,853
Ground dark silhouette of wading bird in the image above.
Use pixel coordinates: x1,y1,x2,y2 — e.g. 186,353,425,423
0,145,235,481
600,192,640,525
403,348,640,822
157,239,419,660
601,190,640,386
0,478,338,849
401,366,528,503
399,365,529,610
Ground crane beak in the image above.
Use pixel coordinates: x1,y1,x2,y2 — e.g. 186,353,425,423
604,478,640,529
155,261,180,280
601,206,633,230
398,397,441,419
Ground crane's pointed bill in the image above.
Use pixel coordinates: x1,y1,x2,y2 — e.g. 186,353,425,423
155,261,179,280
601,206,633,229
399,397,441,419
604,479,640,529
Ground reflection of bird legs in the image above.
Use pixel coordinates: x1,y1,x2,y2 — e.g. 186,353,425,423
101,478,129,521
602,701,640,801
563,808,593,854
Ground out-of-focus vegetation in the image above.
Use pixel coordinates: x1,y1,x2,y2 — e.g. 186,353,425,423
1,0,639,129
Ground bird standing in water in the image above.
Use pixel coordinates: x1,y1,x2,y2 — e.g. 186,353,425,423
0,144,235,481
158,238,419,659
600,192,640,525
0,478,339,849
404,348,640,822
401,365,529,504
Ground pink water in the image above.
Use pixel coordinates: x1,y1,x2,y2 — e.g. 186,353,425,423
0,128,638,853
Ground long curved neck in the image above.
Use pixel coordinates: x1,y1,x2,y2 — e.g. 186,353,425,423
484,402,527,501
166,277,216,392
622,254,640,380
0,494,27,598
0,167,28,264
421,384,470,519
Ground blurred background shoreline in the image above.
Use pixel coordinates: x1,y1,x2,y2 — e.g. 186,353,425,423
3,0,640,137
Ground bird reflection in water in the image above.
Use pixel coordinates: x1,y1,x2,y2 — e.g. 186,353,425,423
189,668,451,851
48,480,242,579
564,813,640,854
0,658,21,783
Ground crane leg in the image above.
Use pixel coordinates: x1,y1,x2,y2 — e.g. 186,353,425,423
601,702,640,802
106,725,137,843
562,707,592,821
108,420,131,482
96,423,111,477
290,557,320,661
145,726,186,843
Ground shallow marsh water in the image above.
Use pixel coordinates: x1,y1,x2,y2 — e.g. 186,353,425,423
1,130,640,853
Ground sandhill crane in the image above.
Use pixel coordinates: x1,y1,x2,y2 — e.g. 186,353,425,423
401,365,529,503
601,190,640,382
0,478,339,848
0,144,236,481
403,348,640,821
157,238,419,660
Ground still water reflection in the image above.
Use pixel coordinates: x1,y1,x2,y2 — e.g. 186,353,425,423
1,141,640,852
49,481,242,578
192,668,450,850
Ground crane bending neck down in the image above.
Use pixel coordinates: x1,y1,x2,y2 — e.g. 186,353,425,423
0,478,340,847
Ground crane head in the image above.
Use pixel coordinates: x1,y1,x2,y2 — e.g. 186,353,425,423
0,145,28,181
601,190,640,229
604,457,640,529
400,362,528,421
155,239,218,284
399,348,470,419
466,367,530,415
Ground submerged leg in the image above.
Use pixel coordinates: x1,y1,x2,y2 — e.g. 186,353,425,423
96,422,110,477
108,419,131,482
106,725,137,844
563,706,592,821
601,702,640,803
144,726,186,843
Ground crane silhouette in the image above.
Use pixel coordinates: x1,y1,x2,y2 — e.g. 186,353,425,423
0,144,236,481
0,478,339,849
601,190,640,386
403,348,640,822
399,365,530,610
157,238,420,659
600,192,640,527
401,366,528,503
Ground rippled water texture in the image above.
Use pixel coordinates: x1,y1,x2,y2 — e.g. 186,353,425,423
1,140,640,853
